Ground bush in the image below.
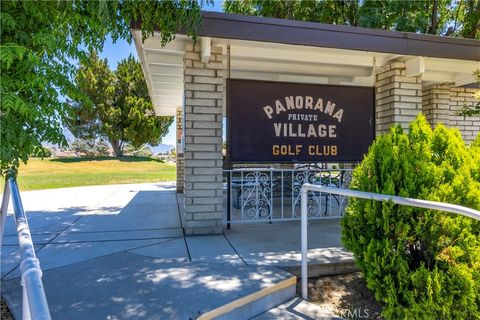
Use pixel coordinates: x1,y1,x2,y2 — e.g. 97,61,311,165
132,147,153,158
341,115,480,319
30,146,53,158
472,133,480,148
94,140,110,157
124,144,153,158
471,134,480,185
70,139,110,157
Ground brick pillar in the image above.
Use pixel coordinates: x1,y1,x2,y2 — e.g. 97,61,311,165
448,87,480,144
176,107,184,193
419,84,479,144
375,62,422,135
422,83,452,128
183,43,224,235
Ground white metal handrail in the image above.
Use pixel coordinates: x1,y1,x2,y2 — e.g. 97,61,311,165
300,183,480,301
0,178,52,320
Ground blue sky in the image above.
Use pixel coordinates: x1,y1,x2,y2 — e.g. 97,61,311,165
97,1,224,146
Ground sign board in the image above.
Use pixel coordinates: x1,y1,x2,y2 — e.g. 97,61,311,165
228,79,375,163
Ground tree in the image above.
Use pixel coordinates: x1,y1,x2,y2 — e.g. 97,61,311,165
224,0,480,39
460,70,480,116
69,53,172,156
342,115,480,319
70,138,110,157
1,0,210,178
124,144,154,158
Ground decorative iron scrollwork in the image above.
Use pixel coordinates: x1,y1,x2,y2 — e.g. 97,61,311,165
292,170,322,218
227,168,354,223
240,171,272,221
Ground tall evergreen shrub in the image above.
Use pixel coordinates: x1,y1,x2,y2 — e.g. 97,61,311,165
471,134,480,183
341,115,480,319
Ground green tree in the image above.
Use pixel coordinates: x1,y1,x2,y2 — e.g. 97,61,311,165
70,138,109,157
224,0,480,39
124,144,154,158
1,0,210,178
341,115,480,319
70,53,172,156
460,70,480,116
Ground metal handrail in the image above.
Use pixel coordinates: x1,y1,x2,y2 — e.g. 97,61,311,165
300,183,480,301
0,178,51,320
0,182,10,248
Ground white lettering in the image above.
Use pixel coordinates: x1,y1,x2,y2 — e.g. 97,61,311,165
305,96,313,109
314,98,323,111
295,96,303,109
288,123,297,137
263,105,273,119
329,125,337,138
273,123,337,138
307,124,317,137
318,124,327,137
285,96,295,110
274,123,282,137
332,109,343,123
263,96,345,123
297,124,306,137
324,101,335,116
275,100,286,114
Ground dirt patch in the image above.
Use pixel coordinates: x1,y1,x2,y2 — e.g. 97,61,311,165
1,297,14,320
297,272,383,319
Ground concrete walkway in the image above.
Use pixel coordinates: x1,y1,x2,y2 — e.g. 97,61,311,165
1,183,350,319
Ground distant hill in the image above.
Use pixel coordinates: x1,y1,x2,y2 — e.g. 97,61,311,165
151,144,175,154
45,130,175,155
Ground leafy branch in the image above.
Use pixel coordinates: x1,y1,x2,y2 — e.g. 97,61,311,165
459,70,480,117
0,0,210,177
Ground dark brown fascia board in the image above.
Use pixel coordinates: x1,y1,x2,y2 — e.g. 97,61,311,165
131,11,480,61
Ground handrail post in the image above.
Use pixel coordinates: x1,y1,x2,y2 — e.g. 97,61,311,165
8,178,51,320
300,184,308,300
1,181,11,248
22,284,31,320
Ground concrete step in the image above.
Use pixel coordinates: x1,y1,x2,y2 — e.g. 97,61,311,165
277,256,359,278
252,297,344,320
200,275,297,320
224,221,359,278
2,252,297,320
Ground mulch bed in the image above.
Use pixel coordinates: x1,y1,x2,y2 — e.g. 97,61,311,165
297,272,383,319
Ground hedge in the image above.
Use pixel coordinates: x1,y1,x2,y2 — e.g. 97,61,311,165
341,115,480,319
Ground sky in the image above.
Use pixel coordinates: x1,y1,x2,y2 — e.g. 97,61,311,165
95,1,224,147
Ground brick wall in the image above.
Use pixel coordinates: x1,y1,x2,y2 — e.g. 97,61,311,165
422,84,479,143
375,62,422,135
448,87,479,144
183,43,224,235
176,107,184,193
422,84,451,127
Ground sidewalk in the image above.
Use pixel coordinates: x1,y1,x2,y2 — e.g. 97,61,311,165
1,183,352,319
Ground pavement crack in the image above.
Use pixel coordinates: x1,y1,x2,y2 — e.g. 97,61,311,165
223,233,247,265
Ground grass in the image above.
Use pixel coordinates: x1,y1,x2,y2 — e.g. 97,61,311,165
15,157,176,191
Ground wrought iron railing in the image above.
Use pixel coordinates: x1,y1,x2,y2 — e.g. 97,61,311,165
299,183,480,301
0,178,51,320
224,168,353,224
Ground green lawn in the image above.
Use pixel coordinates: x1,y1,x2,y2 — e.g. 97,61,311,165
15,157,176,191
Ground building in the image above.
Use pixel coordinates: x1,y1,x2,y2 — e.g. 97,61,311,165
132,11,480,236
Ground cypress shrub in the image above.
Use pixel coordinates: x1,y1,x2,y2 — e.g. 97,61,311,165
471,134,480,183
341,115,480,319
